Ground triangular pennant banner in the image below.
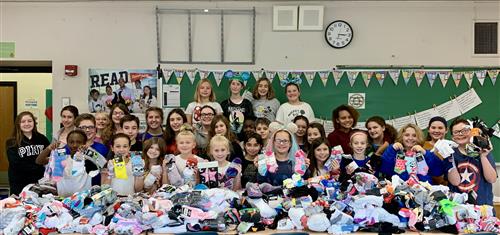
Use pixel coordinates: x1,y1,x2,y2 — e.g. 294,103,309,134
277,71,288,80
252,70,265,79
426,71,438,87
187,70,196,84
488,70,499,85
190,70,199,84
373,71,385,86
401,69,413,85
304,71,316,87
212,71,224,86
438,72,450,87
346,71,358,87
360,71,372,87
163,69,174,82
452,72,463,87
388,70,400,85
475,70,487,86
174,70,185,84
463,71,474,87
318,71,330,87
332,70,343,85
413,71,425,87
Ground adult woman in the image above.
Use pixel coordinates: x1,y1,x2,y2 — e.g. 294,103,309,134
6,111,50,195
54,105,79,145
109,103,130,134
275,83,315,125
194,105,216,155
95,111,112,144
133,85,157,113
327,104,359,154
164,108,188,154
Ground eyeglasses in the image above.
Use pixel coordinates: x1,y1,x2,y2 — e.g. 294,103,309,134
201,113,214,118
274,139,290,145
79,126,96,130
113,112,125,116
452,128,470,136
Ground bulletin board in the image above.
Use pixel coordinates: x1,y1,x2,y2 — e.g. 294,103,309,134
162,68,500,161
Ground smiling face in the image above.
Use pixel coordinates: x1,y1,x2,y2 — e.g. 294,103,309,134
350,133,368,155
245,138,262,157
111,107,125,125
273,131,291,155
366,121,385,140
95,113,109,130
401,127,418,149
336,110,354,130
314,143,330,164
428,121,447,142
176,135,196,154
122,121,139,141
257,80,269,98
286,84,300,103
199,81,212,99
307,127,321,144
112,137,130,156
147,144,161,159
146,111,162,130
169,113,184,132
451,122,472,147
20,114,35,134
295,119,307,137
200,107,215,127
78,120,96,141
214,121,227,136
61,110,75,128
210,143,230,163
68,133,86,155
143,86,151,96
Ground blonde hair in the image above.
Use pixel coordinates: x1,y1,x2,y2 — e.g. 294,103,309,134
208,135,231,160
95,111,113,144
396,124,425,147
194,78,216,102
175,124,196,142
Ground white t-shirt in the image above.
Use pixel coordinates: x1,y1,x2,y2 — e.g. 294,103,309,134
57,158,91,197
275,102,315,125
111,161,135,196
185,102,223,125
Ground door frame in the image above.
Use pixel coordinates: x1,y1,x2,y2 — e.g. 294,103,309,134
0,82,18,120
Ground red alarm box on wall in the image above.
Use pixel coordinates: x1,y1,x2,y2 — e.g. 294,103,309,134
65,65,78,76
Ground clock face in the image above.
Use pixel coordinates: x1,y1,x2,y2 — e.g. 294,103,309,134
325,20,353,48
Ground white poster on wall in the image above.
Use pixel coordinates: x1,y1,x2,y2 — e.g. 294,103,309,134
348,93,366,109
162,84,181,107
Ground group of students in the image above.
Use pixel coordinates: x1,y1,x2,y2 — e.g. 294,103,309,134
5,75,496,208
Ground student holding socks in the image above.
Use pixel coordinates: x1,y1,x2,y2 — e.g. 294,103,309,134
446,118,496,206
138,107,164,142
275,83,315,125
307,139,339,177
207,135,242,191
221,74,255,140
257,123,310,186
380,124,443,183
185,78,223,126
327,104,359,154
6,111,50,195
54,105,79,145
208,115,244,161
164,108,188,154
241,133,263,186
365,116,397,170
75,114,109,185
102,133,145,196
250,77,280,122
423,116,449,185
142,137,166,193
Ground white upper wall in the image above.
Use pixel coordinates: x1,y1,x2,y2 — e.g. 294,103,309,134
1,1,499,133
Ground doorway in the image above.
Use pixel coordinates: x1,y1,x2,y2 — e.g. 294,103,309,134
0,82,17,187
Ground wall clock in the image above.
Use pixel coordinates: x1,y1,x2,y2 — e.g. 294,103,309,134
325,20,353,48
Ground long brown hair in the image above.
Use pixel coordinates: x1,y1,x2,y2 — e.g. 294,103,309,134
7,111,41,147
142,137,167,171
252,77,275,100
209,115,237,142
